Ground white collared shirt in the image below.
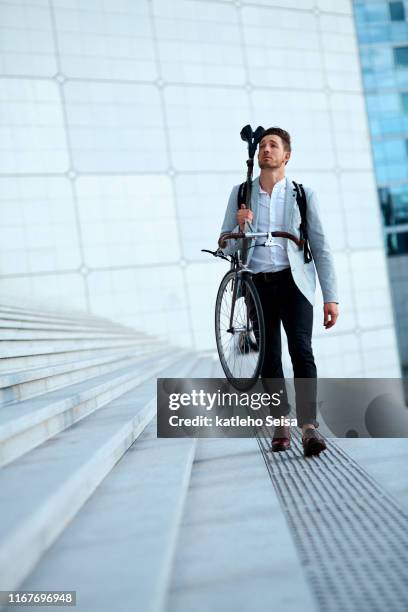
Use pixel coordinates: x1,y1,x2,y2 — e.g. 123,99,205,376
250,177,290,273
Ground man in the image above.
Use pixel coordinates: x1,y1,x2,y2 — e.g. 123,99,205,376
218,127,339,457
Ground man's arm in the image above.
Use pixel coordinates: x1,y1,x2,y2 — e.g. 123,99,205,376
218,185,242,255
305,187,339,305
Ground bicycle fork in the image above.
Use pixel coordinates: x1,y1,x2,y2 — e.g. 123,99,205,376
227,273,250,335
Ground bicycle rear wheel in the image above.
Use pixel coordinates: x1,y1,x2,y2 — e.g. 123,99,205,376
215,270,265,391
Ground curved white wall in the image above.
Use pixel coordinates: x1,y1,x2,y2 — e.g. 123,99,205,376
0,0,401,376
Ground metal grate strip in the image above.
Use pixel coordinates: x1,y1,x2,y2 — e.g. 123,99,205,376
256,424,408,612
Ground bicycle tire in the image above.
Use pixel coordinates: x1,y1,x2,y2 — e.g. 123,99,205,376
215,270,265,391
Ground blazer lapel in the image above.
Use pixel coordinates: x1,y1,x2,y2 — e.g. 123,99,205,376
250,175,260,228
284,175,297,230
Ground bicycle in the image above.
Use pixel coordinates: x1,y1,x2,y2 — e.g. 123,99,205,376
203,228,303,391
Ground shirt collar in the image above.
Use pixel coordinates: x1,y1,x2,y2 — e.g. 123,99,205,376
258,176,286,194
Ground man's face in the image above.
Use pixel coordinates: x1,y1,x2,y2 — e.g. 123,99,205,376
258,135,290,169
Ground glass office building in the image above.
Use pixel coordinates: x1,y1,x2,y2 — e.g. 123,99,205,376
353,0,408,371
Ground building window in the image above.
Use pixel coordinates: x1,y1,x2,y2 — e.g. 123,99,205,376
394,45,408,66
378,186,408,255
389,1,405,21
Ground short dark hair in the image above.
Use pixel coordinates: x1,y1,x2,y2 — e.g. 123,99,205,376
260,127,291,153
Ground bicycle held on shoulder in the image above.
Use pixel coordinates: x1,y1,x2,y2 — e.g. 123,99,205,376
202,125,305,391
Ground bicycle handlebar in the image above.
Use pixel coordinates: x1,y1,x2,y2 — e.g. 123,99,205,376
201,248,231,261
219,230,304,249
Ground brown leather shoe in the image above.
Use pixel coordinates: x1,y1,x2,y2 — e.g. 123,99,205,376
302,428,327,457
271,425,291,452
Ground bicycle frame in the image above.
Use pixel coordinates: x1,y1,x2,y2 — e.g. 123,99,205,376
210,228,304,334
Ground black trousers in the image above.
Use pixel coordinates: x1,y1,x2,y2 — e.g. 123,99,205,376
252,267,319,428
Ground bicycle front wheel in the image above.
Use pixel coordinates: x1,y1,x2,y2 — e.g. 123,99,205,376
215,271,265,391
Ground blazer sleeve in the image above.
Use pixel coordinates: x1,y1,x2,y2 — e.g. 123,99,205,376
218,184,242,256
305,188,339,304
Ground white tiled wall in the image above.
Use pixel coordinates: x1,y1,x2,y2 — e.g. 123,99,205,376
0,0,402,376
0,80,68,173
53,0,156,81
65,81,167,172
0,0,56,76
76,175,180,267
0,177,81,274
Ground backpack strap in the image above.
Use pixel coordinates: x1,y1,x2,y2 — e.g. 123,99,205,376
292,181,313,264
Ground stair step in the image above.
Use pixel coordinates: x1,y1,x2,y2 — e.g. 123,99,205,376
1,357,212,609
0,303,127,328
0,342,166,374
166,435,316,612
0,354,201,593
0,350,187,467
0,344,164,388
1,336,162,359
1,328,144,341
0,345,171,405
0,315,132,334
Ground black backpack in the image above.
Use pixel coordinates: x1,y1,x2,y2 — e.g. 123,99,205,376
237,180,313,263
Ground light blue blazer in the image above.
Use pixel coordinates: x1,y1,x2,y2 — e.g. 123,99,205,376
219,175,339,306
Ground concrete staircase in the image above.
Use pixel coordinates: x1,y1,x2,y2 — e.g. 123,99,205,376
0,302,325,612
5,303,404,612
0,301,204,602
